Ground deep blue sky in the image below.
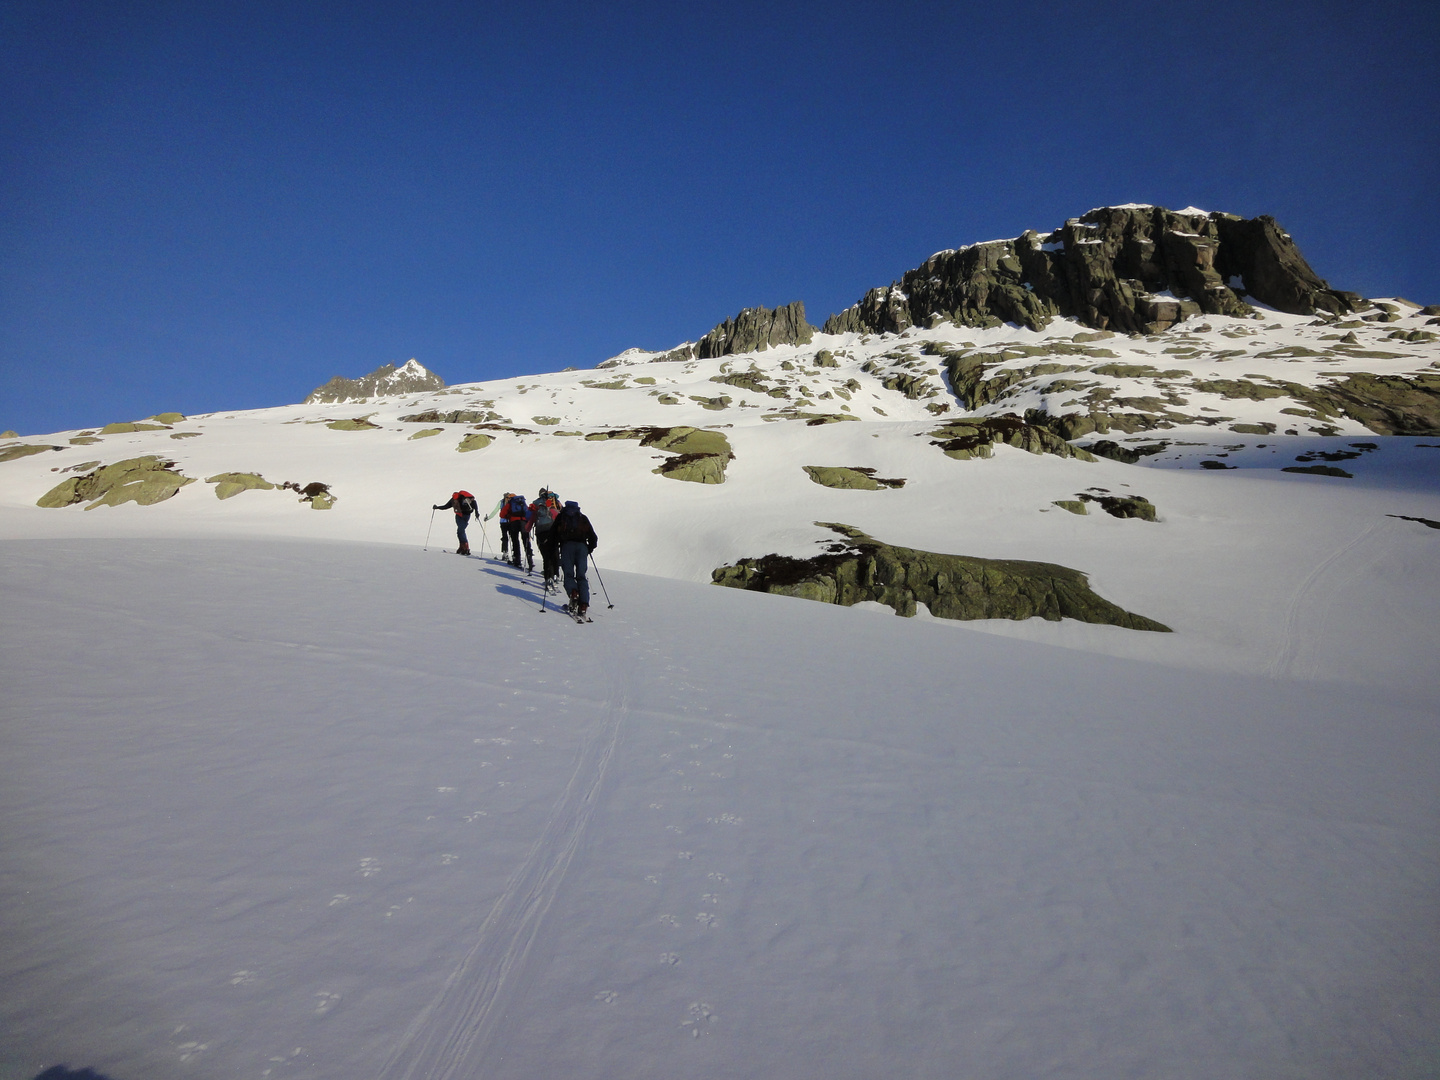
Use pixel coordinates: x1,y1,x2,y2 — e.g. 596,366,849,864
3,0,1437,435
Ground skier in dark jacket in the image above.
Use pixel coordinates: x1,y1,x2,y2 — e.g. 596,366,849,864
530,489,563,588
553,500,598,617
433,491,478,555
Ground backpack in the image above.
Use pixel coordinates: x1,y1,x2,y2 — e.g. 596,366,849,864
555,507,586,542
454,490,476,516
532,492,561,529
507,494,528,518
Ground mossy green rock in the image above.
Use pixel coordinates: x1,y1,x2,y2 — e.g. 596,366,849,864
1053,500,1088,515
0,444,62,463
309,491,337,509
586,426,734,483
70,436,102,445
803,466,905,490
713,523,1169,630
326,416,380,431
99,422,171,434
655,453,728,484
408,427,444,440
38,456,195,509
1077,493,1157,520
457,433,493,452
205,472,275,500
150,412,186,424
0,430,17,439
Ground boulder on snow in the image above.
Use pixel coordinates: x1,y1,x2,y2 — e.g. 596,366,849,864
205,472,275,499
803,466,906,490
713,522,1170,631
0,443,64,463
37,456,195,509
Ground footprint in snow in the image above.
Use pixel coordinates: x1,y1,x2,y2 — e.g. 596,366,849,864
659,952,680,966
229,970,257,986
357,858,381,877
593,990,619,1004
314,991,341,1015
681,1001,716,1037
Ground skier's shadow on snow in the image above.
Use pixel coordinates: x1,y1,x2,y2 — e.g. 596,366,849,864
477,561,549,608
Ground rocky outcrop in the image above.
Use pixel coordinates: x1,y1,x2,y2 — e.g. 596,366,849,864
712,523,1170,630
822,205,1366,336
928,416,1097,461
585,425,735,483
0,444,63,463
803,466,906,490
656,303,816,362
205,472,275,499
401,409,483,423
305,359,444,404
37,457,195,509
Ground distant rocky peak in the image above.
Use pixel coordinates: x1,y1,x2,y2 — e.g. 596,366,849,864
304,359,446,404
822,205,1368,337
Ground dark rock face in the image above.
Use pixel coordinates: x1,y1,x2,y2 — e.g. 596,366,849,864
822,206,1365,336
712,523,1170,631
695,302,815,358
928,415,1097,461
305,359,445,404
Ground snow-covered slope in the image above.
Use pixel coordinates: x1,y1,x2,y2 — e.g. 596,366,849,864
2,538,1436,1080
1,295,1438,1080
2,304,1437,682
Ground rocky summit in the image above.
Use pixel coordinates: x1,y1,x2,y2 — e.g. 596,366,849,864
305,359,445,404
822,205,1366,337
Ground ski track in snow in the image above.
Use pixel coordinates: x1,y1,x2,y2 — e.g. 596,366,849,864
1267,520,1380,681
380,630,632,1080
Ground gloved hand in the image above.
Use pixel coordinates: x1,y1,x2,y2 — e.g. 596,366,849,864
433,504,443,510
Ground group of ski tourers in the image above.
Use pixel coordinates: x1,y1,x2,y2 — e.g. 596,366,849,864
433,489,599,619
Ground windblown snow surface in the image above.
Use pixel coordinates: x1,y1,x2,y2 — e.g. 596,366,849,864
1,309,1438,1079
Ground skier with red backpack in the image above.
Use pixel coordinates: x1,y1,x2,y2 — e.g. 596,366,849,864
493,491,534,571
432,491,478,555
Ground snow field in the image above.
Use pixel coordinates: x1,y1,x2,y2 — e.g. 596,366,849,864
1,538,1437,1079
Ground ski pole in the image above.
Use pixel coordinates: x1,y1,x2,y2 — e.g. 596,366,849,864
424,507,436,550
537,574,549,614
592,561,614,608
479,517,491,558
